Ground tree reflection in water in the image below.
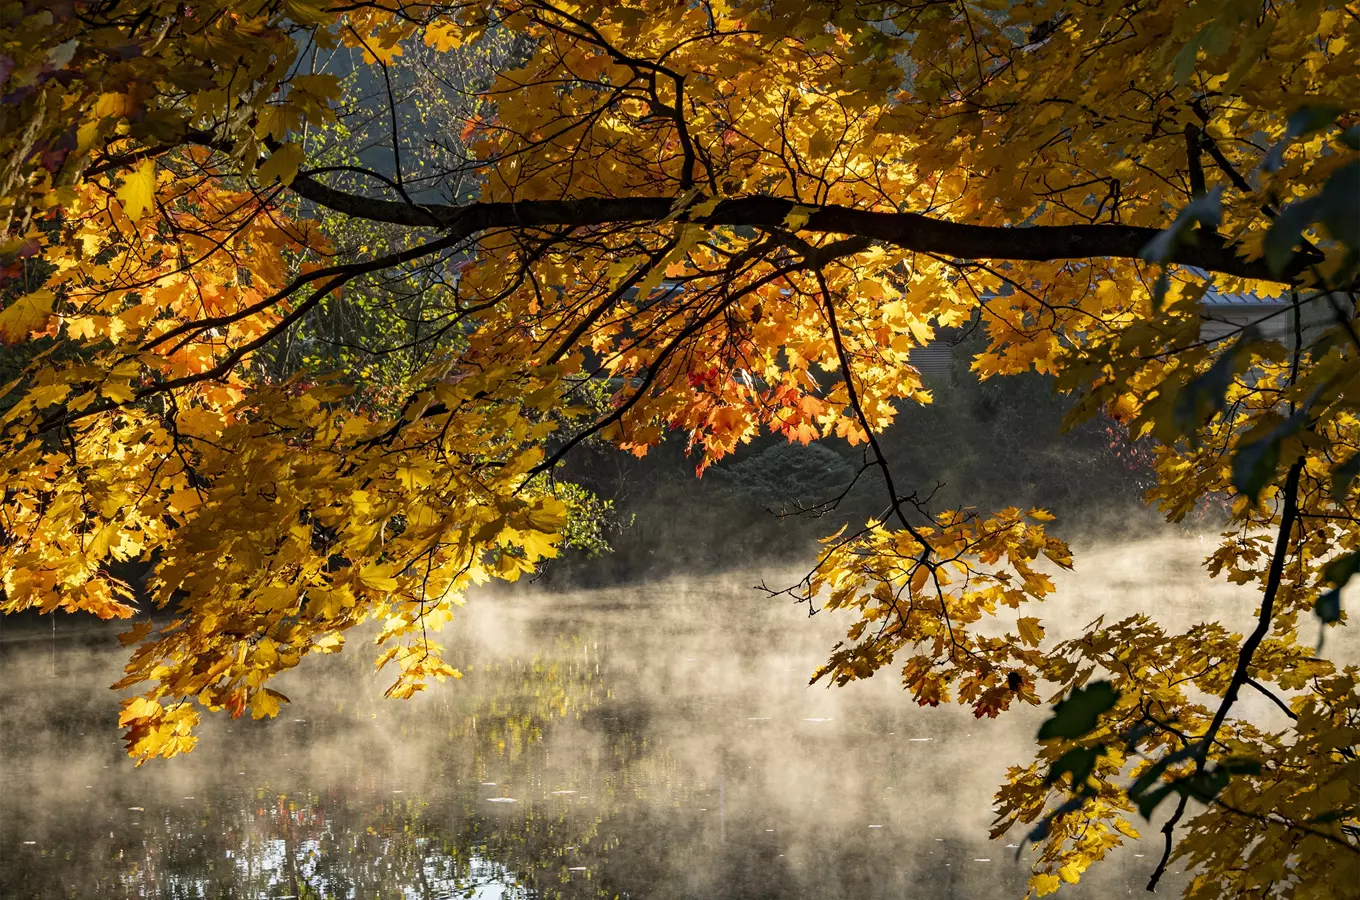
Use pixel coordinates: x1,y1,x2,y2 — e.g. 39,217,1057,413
2,624,626,899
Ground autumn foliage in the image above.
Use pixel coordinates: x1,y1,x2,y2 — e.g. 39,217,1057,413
1,0,1358,896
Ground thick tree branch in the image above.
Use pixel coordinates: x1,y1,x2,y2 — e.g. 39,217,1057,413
287,175,1306,284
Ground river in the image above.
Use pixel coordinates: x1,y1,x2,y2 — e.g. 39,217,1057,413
5,535,1342,899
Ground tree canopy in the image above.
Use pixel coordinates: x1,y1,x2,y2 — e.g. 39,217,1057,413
1,1,1358,896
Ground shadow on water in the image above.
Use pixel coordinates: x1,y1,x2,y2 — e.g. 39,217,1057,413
5,535,1334,899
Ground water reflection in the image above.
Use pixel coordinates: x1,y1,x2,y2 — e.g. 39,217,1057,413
0,547,1237,899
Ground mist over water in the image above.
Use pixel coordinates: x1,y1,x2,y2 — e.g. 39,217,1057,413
3,535,1352,899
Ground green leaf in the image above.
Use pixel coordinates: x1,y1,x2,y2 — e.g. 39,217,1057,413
1180,769,1231,805
1132,760,1254,820
1140,188,1223,264
1264,197,1322,274
1264,162,1360,274
1172,326,1261,437
1316,589,1342,624
1330,453,1360,500
1265,105,1342,172
1128,748,1190,799
1322,550,1360,590
1287,105,1342,140
1308,810,1350,824
1232,429,1283,501
1038,681,1119,741
1315,551,1358,625
1218,757,1263,775
1317,162,1360,252
1172,30,1204,85
1137,783,1177,819
1149,268,1172,311
1023,795,1086,847
1231,408,1308,501
1045,746,1101,787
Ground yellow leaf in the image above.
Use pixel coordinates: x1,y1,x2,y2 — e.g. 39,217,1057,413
0,290,55,343
664,187,701,221
361,37,404,65
691,196,722,218
118,696,162,726
116,159,157,221
517,528,560,561
907,318,933,346
606,254,645,287
291,73,341,103
783,204,813,230
424,21,463,51
118,620,154,647
1017,616,1046,647
76,118,104,154
68,389,98,411
312,632,344,653
250,687,288,719
358,565,399,592
93,92,135,118
27,382,70,408
258,142,306,186
1029,873,1061,896
495,550,527,580
525,498,569,531
167,490,202,513
384,680,421,699
66,315,106,341
374,645,400,670
100,379,136,404
282,0,329,25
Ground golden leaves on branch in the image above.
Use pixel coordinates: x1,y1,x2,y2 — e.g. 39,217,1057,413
90,369,576,762
807,506,1069,717
0,2,1357,894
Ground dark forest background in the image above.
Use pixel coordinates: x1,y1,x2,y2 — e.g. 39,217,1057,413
550,331,1168,587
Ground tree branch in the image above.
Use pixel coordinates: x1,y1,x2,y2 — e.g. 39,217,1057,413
286,176,1306,284
1146,454,1307,891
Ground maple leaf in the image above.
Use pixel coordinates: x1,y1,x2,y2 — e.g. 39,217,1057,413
424,21,463,52
1016,616,1045,647
250,688,288,719
118,696,162,727
257,142,305,186
0,290,54,343
116,159,157,222
357,566,399,592
1,4,1358,894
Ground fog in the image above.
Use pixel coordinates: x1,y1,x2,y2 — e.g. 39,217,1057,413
2,535,1353,899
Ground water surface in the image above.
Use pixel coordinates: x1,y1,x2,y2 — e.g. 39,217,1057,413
2,538,1299,898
